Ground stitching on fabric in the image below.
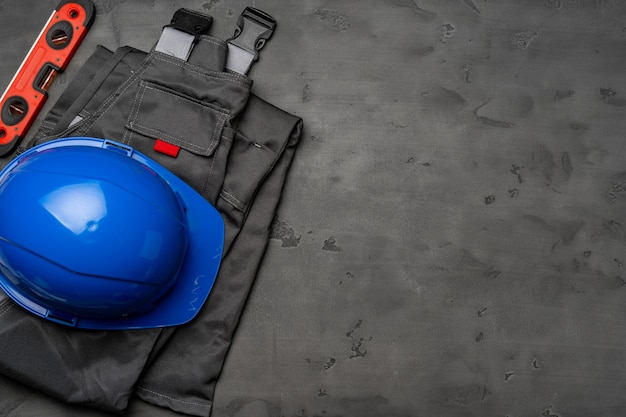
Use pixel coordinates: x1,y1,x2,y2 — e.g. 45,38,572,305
144,84,227,114
221,189,244,207
154,53,235,82
116,59,135,72
74,54,155,136
128,82,147,130
124,81,149,144
202,149,217,197
51,50,245,141
219,190,245,212
33,49,246,143
32,49,151,144
133,125,210,153
197,35,227,50
219,190,236,205
213,112,227,151
152,54,249,85
136,386,211,408
129,84,227,154
121,122,131,144
88,60,150,128
0,301,16,318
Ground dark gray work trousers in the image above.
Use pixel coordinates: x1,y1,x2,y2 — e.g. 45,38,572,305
0,32,302,416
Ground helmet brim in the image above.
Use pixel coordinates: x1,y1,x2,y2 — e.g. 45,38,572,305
0,137,224,330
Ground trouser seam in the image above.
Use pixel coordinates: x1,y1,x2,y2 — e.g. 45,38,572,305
0,300,15,318
220,189,245,211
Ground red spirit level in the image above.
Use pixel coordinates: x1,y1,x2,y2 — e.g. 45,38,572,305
0,0,95,156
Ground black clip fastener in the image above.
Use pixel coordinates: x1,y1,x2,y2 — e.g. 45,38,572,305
168,8,213,37
228,7,276,62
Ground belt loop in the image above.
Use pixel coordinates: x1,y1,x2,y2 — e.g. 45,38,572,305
226,7,276,75
154,8,213,61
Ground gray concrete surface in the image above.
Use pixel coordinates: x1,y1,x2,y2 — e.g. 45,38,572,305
1,0,626,416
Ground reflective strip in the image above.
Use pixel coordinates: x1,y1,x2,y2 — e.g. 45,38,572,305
154,27,195,61
225,44,255,75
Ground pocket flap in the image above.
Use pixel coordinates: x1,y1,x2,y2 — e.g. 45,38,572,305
126,80,229,156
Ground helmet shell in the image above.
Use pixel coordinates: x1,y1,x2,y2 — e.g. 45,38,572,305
0,138,224,329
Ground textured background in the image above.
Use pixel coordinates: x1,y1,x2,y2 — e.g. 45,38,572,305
2,0,626,416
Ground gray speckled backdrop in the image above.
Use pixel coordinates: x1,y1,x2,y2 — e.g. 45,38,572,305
1,0,626,416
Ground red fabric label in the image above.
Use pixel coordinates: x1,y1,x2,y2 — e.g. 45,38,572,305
154,139,180,157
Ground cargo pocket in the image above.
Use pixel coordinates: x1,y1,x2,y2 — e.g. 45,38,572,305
124,79,232,204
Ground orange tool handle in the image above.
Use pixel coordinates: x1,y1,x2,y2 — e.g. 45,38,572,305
0,0,95,156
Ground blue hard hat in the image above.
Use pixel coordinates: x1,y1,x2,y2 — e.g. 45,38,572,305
0,137,224,330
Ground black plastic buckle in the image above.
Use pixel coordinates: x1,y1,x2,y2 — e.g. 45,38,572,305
167,8,213,37
228,7,276,61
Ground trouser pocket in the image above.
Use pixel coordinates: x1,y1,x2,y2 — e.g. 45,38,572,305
122,79,234,204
